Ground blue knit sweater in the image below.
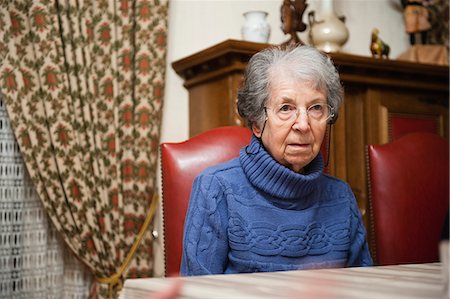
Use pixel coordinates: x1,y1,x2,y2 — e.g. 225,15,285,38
180,136,372,276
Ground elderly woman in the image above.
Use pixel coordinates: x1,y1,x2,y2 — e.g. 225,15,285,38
180,45,372,276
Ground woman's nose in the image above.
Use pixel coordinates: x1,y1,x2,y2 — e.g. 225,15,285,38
292,109,310,131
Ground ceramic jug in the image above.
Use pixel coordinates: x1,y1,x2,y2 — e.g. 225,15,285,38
308,0,349,52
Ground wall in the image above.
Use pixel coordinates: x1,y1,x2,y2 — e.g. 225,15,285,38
153,0,410,276
161,0,408,144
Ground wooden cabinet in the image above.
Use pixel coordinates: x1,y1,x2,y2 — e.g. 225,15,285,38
172,39,449,233
172,40,262,137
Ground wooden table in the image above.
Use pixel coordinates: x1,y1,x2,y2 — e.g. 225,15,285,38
119,263,446,299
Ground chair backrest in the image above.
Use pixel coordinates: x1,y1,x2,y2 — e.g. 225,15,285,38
367,132,449,265
160,126,252,276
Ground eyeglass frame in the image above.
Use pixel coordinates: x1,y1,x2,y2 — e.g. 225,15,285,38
264,102,335,123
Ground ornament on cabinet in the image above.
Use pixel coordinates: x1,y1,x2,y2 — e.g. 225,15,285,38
308,0,349,53
241,11,271,43
280,0,308,46
370,28,390,59
401,0,431,45
395,0,449,66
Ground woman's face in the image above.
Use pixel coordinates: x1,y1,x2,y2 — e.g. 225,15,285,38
252,75,328,173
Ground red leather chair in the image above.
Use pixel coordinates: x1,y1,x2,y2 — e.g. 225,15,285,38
160,126,252,276
367,132,449,265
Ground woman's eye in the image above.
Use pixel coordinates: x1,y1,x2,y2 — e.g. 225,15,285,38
279,104,295,112
309,104,324,112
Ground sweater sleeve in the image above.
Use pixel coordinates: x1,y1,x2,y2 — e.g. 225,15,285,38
346,185,373,267
180,173,229,276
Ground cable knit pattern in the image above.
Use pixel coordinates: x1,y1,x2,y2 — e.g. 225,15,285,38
181,136,372,276
228,214,350,257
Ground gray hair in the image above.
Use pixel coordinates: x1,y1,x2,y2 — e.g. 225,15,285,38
237,45,343,128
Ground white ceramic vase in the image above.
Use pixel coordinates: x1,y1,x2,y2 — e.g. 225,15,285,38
309,0,349,52
241,11,270,43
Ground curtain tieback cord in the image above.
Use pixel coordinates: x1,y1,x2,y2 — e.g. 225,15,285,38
97,192,160,298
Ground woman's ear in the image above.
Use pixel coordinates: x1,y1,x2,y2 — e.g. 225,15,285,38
252,123,262,138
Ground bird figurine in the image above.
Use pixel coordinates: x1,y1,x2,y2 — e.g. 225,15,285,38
370,28,390,59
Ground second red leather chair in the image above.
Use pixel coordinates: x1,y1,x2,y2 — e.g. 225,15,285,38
367,132,449,265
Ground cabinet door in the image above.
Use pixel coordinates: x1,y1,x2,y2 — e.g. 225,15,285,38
365,89,448,145
342,87,448,232
362,88,448,255
188,73,244,137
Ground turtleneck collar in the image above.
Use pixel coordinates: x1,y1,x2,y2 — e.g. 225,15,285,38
240,135,324,200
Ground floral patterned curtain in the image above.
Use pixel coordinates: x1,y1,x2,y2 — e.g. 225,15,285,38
1,93,92,298
0,0,168,298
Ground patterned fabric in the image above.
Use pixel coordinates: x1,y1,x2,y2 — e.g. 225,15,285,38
0,1,168,297
1,94,92,298
181,136,372,276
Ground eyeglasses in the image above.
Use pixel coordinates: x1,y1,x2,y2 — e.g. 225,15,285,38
265,103,334,123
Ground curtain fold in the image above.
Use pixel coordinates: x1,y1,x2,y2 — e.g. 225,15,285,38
0,94,92,298
0,1,168,297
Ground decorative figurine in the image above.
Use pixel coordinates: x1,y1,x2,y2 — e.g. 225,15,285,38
401,0,432,45
370,28,390,59
280,0,308,45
